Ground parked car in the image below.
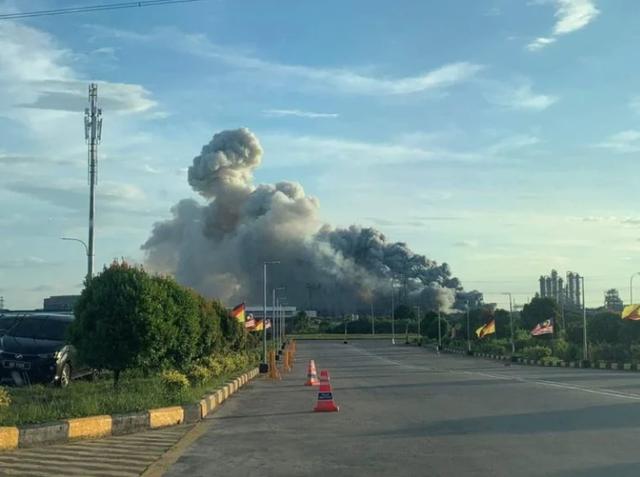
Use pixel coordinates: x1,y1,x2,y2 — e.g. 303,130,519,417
0,313,94,387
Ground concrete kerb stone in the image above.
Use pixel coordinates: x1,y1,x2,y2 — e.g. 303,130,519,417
0,367,259,452
624,363,632,371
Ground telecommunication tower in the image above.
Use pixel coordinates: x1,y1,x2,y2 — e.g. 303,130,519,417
84,83,102,280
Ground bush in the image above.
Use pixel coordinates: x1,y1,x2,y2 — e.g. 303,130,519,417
591,343,629,363
475,339,508,356
160,370,190,394
522,345,552,361
70,261,172,386
630,344,640,363
0,387,10,408
186,364,210,386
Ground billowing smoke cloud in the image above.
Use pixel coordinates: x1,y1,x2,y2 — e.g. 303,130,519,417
142,128,479,313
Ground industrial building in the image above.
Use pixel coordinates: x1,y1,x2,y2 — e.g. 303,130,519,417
43,295,80,312
538,270,582,307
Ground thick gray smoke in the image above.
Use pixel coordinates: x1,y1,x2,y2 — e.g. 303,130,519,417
142,128,478,313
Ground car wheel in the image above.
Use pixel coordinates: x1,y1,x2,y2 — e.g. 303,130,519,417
57,363,71,388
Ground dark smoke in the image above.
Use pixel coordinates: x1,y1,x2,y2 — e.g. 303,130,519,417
142,128,480,313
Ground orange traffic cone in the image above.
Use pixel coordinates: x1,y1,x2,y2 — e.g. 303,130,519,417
305,360,320,386
313,370,339,412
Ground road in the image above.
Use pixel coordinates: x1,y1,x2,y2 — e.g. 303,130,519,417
163,340,640,477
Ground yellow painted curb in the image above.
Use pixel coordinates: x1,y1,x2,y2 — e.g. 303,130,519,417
149,407,184,429
0,427,19,451
67,415,113,440
216,389,225,403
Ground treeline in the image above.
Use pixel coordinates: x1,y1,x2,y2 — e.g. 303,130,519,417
70,261,258,386
293,297,640,363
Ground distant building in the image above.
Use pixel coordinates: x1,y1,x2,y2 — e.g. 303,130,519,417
43,295,79,312
539,270,581,307
604,289,624,312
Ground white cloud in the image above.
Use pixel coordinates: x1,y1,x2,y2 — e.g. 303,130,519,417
553,0,600,35
87,25,483,96
491,84,558,111
526,37,557,51
453,240,478,248
263,109,339,119
527,0,599,51
0,21,157,115
487,134,541,154
595,130,640,153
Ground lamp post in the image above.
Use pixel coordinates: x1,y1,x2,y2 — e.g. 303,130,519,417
390,280,397,345
502,292,515,354
630,272,640,304
61,237,90,283
581,276,588,362
466,301,471,353
437,310,442,350
414,305,421,343
262,261,280,369
273,287,285,353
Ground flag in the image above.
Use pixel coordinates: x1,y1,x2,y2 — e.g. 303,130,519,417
244,313,256,330
252,319,271,331
230,303,245,323
622,304,640,320
475,319,496,339
531,319,553,336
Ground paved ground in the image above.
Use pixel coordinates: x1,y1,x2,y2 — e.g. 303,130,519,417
0,424,192,476
163,341,640,477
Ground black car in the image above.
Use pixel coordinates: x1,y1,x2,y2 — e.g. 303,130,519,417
0,313,93,387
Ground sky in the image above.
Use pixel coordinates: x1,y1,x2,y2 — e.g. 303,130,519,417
1,0,639,310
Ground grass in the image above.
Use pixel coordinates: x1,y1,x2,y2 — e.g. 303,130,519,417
0,368,254,427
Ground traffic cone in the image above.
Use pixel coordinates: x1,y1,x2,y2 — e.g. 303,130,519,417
304,360,320,386
313,370,339,412
268,350,281,380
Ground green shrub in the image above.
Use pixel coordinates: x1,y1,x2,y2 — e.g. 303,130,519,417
186,364,210,386
630,344,640,363
160,370,190,394
522,345,552,361
0,387,10,408
591,343,629,363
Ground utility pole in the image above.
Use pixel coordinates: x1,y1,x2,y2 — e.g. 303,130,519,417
581,276,588,362
466,301,471,353
502,292,515,354
390,281,396,345
371,301,375,335
437,310,442,350
84,83,102,282
0,296,4,311
262,260,279,369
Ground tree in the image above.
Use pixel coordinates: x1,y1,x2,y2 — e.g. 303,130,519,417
394,305,415,321
521,297,558,332
588,311,622,343
70,261,170,386
291,311,312,333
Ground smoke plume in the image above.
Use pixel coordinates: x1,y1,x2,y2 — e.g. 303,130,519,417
142,128,478,313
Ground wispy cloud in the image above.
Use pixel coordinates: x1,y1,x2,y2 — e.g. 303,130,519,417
490,83,558,111
0,21,157,114
527,0,599,51
595,130,640,153
487,134,541,154
453,240,478,248
526,37,557,51
86,25,484,96
263,109,339,119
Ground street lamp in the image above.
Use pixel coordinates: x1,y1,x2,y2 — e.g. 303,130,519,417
581,276,588,362
502,292,515,354
61,237,90,283
413,305,421,344
273,287,285,353
466,301,471,353
262,260,280,370
390,280,398,345
630,272,640,304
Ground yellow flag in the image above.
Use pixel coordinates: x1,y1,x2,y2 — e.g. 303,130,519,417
475,319,496,339
622,304,640,320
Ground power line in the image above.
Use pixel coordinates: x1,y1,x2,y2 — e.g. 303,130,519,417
0,0,206,20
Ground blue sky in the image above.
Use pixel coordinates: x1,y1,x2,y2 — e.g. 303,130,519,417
1,0,639,309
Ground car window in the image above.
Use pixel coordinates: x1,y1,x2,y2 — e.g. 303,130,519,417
8,317,70,341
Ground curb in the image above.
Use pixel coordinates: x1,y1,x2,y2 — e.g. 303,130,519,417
440,348,640,373
0,367,259,451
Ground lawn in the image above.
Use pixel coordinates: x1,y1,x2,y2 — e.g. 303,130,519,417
0,369,252,427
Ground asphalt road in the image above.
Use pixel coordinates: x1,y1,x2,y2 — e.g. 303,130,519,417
164,340,640,477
